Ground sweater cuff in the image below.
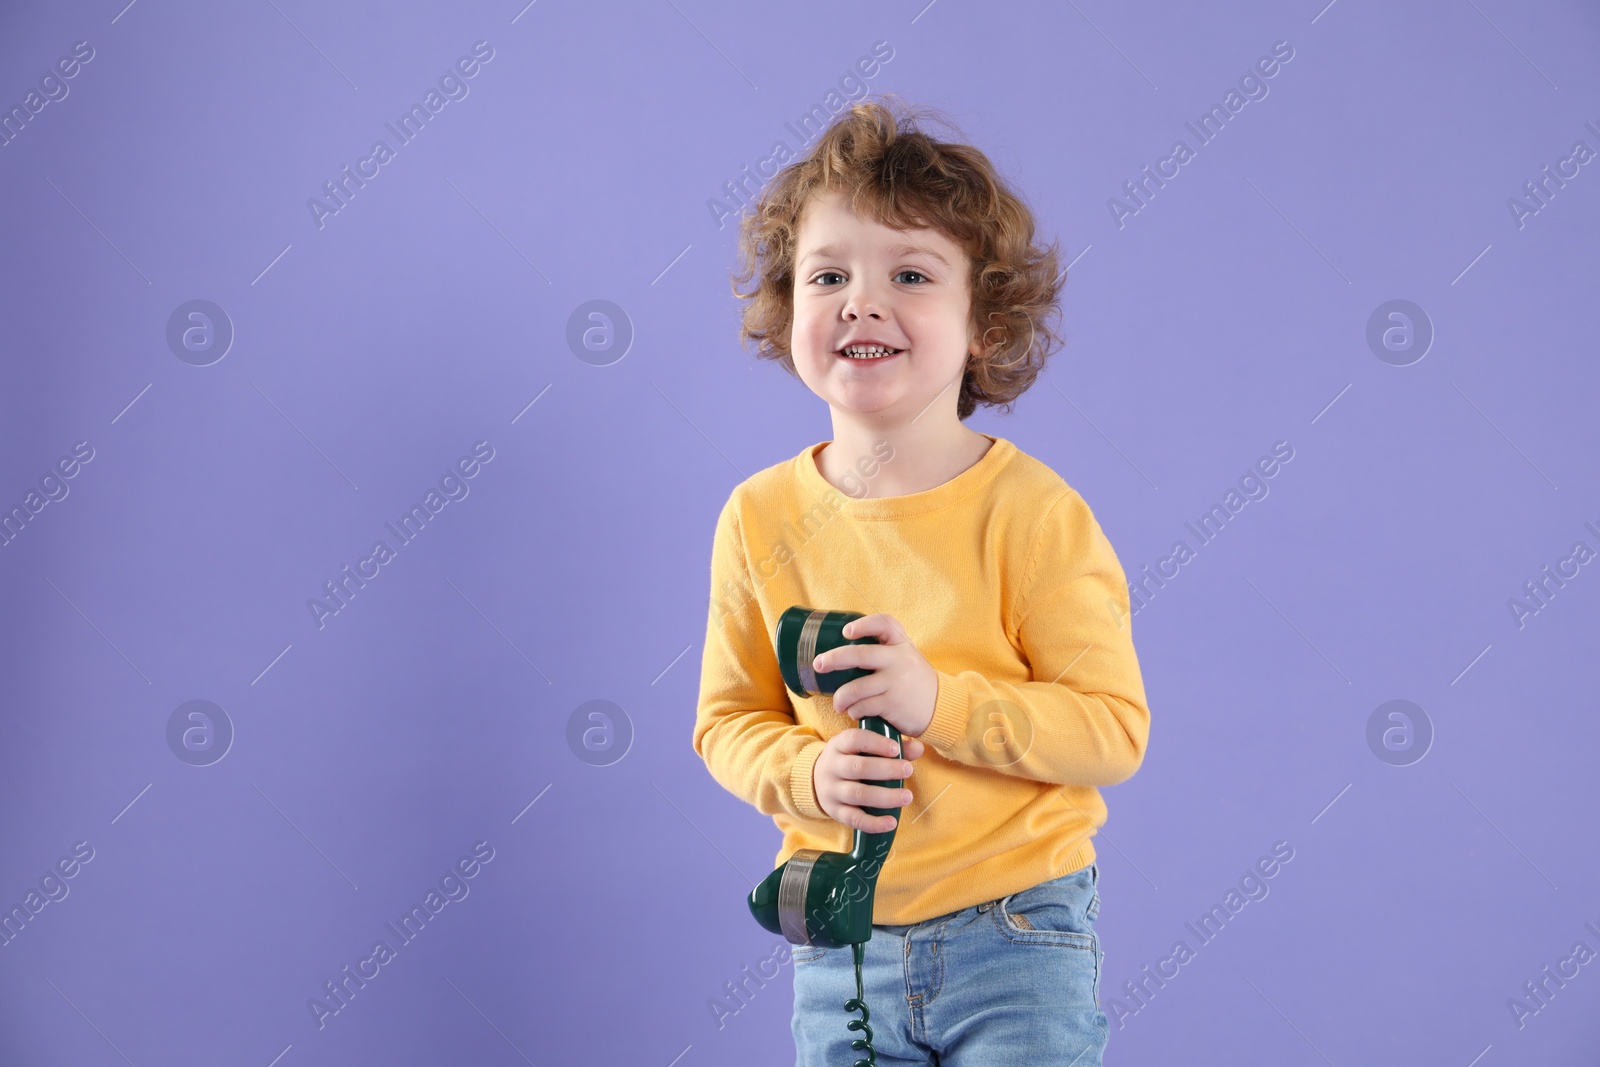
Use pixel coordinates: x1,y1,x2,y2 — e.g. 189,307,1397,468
789,740,828,820
921,669,968,753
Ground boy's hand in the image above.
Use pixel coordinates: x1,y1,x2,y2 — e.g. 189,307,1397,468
811,614,937,738
813,729,926,833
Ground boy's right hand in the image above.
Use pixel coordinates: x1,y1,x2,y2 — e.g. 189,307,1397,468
813,728,925,833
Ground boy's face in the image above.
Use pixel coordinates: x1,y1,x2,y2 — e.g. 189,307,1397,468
789,189,979,425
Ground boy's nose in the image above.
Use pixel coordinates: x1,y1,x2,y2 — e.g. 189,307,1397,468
842,288,888,319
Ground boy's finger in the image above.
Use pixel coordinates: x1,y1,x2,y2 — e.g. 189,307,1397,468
815,643,883,673
848,614,906,645
842,614,882,639
845,727,898,755
878,735,916,765
861,755,911,780
846,807,896,833
873,784,912,808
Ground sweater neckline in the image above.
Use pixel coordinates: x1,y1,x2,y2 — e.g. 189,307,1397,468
797,434,1016,519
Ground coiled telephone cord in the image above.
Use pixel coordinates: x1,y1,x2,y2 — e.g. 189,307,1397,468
844,941,877,1067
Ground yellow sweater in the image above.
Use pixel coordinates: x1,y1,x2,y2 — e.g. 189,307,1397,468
693,434,1151,925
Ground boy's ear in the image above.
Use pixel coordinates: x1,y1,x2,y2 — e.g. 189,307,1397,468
968,316,995,360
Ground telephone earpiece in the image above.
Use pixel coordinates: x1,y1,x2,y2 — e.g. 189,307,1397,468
748,605,900,1065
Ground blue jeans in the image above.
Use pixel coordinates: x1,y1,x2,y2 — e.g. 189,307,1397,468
791,863,1108,1065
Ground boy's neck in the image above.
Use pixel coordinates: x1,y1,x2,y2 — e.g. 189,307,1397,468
819,417,993,500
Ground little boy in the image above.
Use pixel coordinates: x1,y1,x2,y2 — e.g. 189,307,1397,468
694,96,1151,1065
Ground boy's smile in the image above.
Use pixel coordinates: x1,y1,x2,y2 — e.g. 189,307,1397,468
790,189,980,426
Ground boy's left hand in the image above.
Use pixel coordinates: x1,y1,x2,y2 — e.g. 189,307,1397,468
812,614,937,738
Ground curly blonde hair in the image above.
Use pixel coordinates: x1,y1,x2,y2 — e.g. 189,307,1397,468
730,94,1064,420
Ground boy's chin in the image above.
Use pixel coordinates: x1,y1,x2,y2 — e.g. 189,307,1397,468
825,395,910,420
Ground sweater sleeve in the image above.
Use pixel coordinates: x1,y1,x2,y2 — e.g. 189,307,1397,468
692,495,829,821
919,489,1150,787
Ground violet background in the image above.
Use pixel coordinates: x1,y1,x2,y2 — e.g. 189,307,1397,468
1,1,1597,1063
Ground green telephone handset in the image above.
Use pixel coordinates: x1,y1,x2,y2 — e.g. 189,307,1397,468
748,606,902,1067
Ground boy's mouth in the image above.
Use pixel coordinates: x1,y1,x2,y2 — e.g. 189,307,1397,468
837,345,904,361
